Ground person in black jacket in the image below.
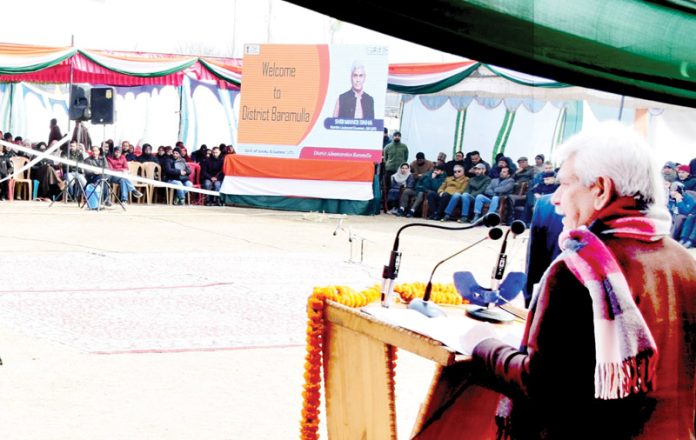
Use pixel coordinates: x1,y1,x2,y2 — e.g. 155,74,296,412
333,61,375,120
161,147,192,205
201,146,224,206
137,144,159,164
0,143,14,200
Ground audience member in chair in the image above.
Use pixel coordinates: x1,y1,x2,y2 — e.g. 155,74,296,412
676,164,696,191
427,164,468,220
409,152,433,181
397,164,445,218
444,151,465,177
442,163,491,222
471,166,514,223
62,140,88,200
463,150,490,178
106,147,143,203
137,144,159,164
202,146,224,206
0,144,13,200
387,163,415,214
32,141,65,201
162,147,192,205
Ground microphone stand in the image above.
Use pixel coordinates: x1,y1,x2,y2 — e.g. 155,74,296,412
380,212,500,308
410,233,499,318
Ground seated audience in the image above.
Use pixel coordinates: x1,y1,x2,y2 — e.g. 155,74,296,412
387,163,415,213
427,164,468,220
0,144,14,200
201,146,224,206
162,147,193,205
471,166,514,223
463,150,490,177
410,152,433,181
676,164,696,191
137,144,159,164
397,164,446,217
106,147,143,203
442,163,491,222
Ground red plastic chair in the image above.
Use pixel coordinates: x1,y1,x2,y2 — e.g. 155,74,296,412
186,162,203,205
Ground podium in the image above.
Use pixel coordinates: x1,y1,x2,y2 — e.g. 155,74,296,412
322,301,509,439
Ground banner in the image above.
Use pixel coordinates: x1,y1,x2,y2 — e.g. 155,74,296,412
237,44,388,162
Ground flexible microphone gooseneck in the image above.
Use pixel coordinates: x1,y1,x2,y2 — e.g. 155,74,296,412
408,227,504,317
380,212,501,307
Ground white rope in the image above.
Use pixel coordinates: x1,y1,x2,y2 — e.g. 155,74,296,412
0,135,69,183
0,139,220,196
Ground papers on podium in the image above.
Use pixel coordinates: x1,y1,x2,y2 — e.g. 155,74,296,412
361,305,524,355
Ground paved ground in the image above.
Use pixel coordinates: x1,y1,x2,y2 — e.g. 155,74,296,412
0,200,532,439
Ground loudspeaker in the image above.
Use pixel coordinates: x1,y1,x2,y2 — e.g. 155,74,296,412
90,87,114,124
69,84,91,121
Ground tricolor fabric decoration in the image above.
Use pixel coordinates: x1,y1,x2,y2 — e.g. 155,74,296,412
220,155,375,214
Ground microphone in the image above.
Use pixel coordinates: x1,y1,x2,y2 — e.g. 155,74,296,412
491,220,526,291
409,226,503,317
453,220,528,321
380,212,500,308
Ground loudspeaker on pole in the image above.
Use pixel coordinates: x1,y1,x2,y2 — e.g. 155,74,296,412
90,87,114,125
69,84,91,121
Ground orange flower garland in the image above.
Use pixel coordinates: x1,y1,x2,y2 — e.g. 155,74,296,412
299,282,463,440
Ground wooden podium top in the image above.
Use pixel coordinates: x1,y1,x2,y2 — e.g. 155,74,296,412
324,301,470,366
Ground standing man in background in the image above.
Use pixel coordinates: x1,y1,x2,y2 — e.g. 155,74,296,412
48,118,62,145
382,131,409,191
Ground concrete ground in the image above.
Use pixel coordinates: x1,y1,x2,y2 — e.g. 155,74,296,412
0,200,532,439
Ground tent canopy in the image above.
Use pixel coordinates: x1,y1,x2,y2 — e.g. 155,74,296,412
284,0,696,108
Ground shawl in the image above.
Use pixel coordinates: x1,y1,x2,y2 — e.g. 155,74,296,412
556,214,665,399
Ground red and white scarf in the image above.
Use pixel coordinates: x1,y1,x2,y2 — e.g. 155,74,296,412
557,215,664,399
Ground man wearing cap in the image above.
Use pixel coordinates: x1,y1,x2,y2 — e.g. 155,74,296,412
383,131,409,190
662,161,678,182
676,164,696,191
534,154,545,173
436,152,447,167
514,156,536,185
397,164,446,217
410,152,433,181
441,163,490,222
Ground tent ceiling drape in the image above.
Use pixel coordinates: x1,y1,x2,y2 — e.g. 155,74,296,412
283,0,696,108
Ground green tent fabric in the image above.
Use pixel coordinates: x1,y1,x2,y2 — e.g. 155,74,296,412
285,0,696,107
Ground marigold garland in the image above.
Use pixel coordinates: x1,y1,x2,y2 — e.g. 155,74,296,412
299,282,463,440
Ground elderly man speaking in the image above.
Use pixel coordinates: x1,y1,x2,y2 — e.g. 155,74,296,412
465,122,696,439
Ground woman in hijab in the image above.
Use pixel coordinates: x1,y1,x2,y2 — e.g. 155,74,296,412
387,162,415,214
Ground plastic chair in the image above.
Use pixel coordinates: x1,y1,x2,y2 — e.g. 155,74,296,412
140,162,161,204
10,156,31,200
127,162,148,204
186,162,202,205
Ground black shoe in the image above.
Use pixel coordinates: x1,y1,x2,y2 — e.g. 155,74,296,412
440,215,451,222
396,208,405,217
432,215,441,221
105,200,113,207
405,211,414,218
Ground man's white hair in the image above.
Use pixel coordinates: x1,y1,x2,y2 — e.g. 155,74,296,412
351,60,365,74
554,121,668,219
